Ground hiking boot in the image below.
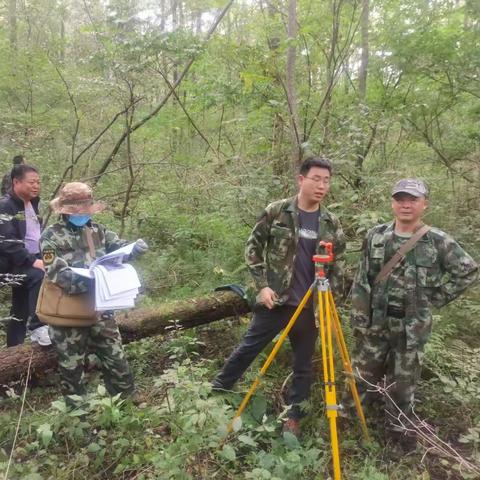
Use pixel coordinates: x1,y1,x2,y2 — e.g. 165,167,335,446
211,380,234,393
30,325,52,346
283,418,301,438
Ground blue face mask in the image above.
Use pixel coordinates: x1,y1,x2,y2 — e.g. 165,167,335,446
69,214,91,227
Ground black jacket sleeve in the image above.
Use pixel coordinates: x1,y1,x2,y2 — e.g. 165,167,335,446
0,198,37,268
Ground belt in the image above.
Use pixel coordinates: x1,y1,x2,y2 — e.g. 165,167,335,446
386,306,405,319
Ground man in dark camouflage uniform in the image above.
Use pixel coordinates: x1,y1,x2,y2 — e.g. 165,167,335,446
213,157,346,436
40,182,148,407
348,178,478,451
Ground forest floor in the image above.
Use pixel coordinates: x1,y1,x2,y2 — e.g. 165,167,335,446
0,290,479,479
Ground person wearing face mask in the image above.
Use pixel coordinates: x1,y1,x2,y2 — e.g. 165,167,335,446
40,182,148,407
0,164,51,346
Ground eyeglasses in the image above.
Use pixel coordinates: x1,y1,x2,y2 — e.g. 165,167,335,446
303,176,331,186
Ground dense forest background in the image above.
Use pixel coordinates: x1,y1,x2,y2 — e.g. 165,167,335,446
0,0,479,478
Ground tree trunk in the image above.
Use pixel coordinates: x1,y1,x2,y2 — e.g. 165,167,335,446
354,0,370,189
160,0,166,31
9,0,17,53
0,291,250,385
358,0,369,101
286,0,301,170
59,2,66,63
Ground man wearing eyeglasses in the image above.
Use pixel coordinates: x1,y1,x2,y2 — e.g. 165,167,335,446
212,156,346,436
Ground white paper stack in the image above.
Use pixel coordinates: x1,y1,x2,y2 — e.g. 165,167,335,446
70,242,141,311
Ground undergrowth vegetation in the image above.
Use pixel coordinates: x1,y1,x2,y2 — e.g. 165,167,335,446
1,295,480,479
1,0,480,476
1,167,479,478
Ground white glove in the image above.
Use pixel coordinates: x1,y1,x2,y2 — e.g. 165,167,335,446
132,239,149,256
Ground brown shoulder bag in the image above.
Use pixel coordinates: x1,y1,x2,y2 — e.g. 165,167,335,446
36,279,97,327
36,227,97,327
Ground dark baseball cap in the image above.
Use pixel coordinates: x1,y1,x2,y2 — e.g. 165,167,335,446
392,178,428,198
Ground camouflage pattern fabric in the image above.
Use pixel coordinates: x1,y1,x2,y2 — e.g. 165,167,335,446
50,182,105,215
49,313,135,406
245,196,346,304
41,219,128,294
40,218,134,405
345,221,478,428
348,316,423,433
351,221,478,348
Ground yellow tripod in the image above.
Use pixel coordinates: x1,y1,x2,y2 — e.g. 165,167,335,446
227,242,369,480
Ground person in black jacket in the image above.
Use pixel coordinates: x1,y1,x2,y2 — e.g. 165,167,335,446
1,155,25,196
0,164,51,346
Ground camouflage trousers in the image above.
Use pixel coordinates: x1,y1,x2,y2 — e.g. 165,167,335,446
343,316,423,433
49,313,135,406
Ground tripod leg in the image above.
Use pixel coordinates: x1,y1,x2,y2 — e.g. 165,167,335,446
318,289,342,480
227,286,313,433
328,290,370,441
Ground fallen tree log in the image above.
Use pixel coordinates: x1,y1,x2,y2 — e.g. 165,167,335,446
0,291,250,385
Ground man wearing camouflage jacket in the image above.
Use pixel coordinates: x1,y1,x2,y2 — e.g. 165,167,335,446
40,182,148,407
348,178,478,451
213,157,346,436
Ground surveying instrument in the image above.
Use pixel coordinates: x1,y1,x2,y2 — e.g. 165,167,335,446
227,242,369,480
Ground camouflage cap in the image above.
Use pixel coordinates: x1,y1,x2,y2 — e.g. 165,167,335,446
392,178,428,198
50,182,106,215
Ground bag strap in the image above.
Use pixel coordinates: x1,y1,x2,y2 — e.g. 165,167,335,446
374,224,431,284
84,227,96,260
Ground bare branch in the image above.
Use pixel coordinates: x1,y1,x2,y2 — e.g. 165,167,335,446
49,60,80,181
119,81,138,237
356,370,480,475
91,0,235,187
156,69,224,159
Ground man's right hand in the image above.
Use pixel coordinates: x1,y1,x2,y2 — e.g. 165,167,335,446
258,287,278,309
32,259,45,271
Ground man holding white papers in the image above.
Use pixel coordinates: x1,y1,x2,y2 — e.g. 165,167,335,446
70,242,143,310
40,182,148,407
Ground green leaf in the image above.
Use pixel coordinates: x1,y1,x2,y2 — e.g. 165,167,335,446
238,434,257,447
283,431,300,449
36,423,53,448
221,444,236,461
69,409,88,417
87,442,102,453
51,400,67,412
251,396,267,420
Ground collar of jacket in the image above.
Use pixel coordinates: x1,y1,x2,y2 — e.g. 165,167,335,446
388,220,430,242
283,195,332,220
282,195,333,244
6,191,40,212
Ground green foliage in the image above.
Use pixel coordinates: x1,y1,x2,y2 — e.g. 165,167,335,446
0,0,479,478
2,317,480,479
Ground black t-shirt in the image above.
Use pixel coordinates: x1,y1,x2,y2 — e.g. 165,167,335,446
286,208,319,306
